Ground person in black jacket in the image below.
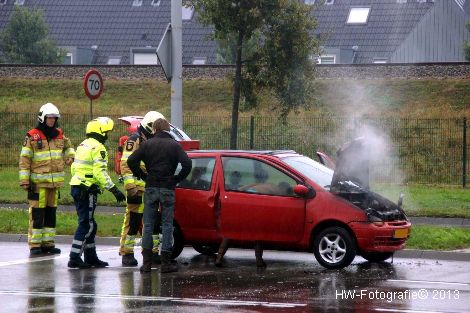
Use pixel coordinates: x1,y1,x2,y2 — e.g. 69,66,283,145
127,117,192,274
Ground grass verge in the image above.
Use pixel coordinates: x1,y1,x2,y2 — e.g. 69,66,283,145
0,208,469,251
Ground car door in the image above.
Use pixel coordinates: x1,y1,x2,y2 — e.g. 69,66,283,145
218,156,306,242
175,156,219,241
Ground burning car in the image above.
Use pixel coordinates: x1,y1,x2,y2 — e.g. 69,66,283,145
170,137,410,269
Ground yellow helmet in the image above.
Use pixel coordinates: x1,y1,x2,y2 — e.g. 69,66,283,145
86,117,114,136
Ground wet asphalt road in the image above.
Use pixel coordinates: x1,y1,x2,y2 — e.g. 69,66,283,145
0,242,469,313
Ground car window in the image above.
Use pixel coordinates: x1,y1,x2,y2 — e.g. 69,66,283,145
282,155,333,189
222,157,297,196
177,157,215,190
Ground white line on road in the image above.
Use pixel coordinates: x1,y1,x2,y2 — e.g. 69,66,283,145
0,290,307,308
387,279,469,287
0,248,116,267
375,309,456,313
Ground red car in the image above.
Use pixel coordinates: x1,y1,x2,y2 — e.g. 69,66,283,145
171,137,411,269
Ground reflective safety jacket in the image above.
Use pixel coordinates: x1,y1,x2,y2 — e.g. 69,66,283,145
120,132,147,191
69,137,115,190
19,128,75,188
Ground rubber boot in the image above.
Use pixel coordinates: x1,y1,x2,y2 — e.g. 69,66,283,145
255,241,266,268
68,257,91,269
42,246,61,254
215,238,230,267
122,253,138,266
84,248,109,268
140,249,153,273
161,251,178,273
152,252,162,265
30,247,43,257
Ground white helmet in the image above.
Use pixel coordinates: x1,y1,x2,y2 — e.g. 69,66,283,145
140,111,165,134
38,103,60,123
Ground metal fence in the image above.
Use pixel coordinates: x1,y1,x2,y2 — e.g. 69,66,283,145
2,113,468,186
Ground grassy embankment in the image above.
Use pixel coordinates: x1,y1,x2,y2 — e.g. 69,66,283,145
0,78,469,118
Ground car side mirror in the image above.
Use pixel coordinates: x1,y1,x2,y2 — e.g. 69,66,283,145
294,184,309,196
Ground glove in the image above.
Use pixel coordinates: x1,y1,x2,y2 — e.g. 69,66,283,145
20,184,29,191
109,186,126,203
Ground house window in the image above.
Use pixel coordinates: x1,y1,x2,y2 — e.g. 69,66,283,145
325,0,334,4
64,53,72,65
0,0,7,5
396,0,407,3
182,6,194,20
107,56,122,65
318,55,336,64
192,57,207,65
14,0,25,5
346,7,370,24
151,0,160,6
373,58,388,64
304,0,316,4
132,51,159,65
132,0,142,7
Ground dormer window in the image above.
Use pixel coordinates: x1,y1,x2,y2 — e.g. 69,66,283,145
0,0,7,5
192,57,207,65
325,0,334,5
346,7,370,24
151,0,161,6
15,0,25,5
132,0,142,7
182,5,194,20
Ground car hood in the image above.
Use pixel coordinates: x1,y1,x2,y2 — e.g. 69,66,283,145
327,137,407,222
331,136,369,190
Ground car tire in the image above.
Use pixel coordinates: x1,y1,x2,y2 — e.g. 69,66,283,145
313,226,356,269
192,244,219,255
171,225,185,259
361,252,393,263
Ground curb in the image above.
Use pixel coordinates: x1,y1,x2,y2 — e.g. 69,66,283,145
2,234,469,262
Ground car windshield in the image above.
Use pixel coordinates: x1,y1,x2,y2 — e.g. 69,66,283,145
281,155,333,189
170,125,191,141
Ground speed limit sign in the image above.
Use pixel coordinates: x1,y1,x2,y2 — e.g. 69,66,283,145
83,69,104,100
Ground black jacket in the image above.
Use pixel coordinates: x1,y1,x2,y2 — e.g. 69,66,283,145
127,131,192,189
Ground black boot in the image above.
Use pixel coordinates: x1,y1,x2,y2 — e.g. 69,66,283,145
68,257,91,269
161,251,178,273
30,247,43,257
152,252,161,265
42,246,61,254
140,249,153,273
122,253,138,266
255,241,266,268
84,248,109,268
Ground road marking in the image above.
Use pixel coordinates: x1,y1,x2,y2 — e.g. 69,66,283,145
375,309,452,313
387,279,469,287
0,248,116,267
0,290,307,308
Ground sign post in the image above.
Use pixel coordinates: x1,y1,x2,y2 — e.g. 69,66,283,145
83,69,104,119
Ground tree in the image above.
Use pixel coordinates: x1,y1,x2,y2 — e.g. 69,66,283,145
190,0,320,149
465,22,470,61
0,6,65,64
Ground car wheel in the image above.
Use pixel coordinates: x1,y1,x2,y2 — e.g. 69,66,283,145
361,252,393,263
313,226,356,269
192,244,219,255
171,225,185,259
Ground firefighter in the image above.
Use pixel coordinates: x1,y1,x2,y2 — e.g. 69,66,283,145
68,117,126,269
19,103,75,256
119,111,165,267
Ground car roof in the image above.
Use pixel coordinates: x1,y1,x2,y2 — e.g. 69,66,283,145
188,150,299,156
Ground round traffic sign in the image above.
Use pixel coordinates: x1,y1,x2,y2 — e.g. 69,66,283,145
83,69,104,100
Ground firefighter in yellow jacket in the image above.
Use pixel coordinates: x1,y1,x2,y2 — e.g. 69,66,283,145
68,117,126,268
19,103,75,256
120,111,164,266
